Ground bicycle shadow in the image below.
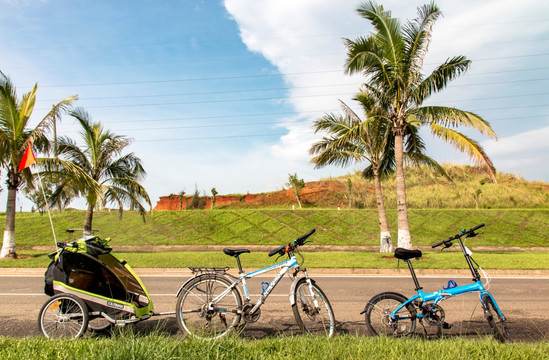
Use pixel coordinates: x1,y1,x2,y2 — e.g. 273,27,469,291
98,315,548,343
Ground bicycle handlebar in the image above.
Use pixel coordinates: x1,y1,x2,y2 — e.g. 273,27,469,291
431,223,485,248
268,228,316,257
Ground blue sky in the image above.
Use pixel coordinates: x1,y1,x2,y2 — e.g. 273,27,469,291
1,0,548,211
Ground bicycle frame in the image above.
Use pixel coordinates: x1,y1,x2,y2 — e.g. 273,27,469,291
209,254,302,315
391,281,505,322
390,235,507,323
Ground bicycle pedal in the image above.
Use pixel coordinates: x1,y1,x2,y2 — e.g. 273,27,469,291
442,322,451,329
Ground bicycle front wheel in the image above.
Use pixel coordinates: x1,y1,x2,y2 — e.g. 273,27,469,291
292,278,335,337
364,292,416,337
175,274,242,339
482,294,511,343
38,294,89,339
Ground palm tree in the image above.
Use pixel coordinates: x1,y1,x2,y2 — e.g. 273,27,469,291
344,1,497,249
0,70,77,258
310,98,445,252
45,108,151,235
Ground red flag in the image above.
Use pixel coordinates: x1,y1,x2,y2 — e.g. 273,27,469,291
18,144,36,171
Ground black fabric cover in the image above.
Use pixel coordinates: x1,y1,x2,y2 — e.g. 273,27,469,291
43,237,146,306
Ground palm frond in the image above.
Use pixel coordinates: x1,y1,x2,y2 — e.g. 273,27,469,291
402,2,441,82
429,123,496,181
414,56,471,102
416,106,497,139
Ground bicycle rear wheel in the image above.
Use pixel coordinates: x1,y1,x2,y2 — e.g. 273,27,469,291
38,294,89,339
482,294,511,343
292,278,335,337
364,292,416,337
175,274,242,339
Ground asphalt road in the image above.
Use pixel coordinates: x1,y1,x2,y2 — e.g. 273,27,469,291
1,273,547,342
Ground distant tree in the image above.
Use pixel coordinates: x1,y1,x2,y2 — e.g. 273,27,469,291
211,187,218,209
0,70,77,258
346,178,353,208
286,173,305,209
178,190,186,211
187,187,206,210
44,108,150,235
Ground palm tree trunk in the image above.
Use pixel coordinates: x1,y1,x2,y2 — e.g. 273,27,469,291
1,187,17,258
83,203,94,236
394,132,413,249
373,169,392,253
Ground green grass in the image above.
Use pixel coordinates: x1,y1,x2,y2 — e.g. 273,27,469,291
3,208,549,250
3,249,548,270
1,334,547,360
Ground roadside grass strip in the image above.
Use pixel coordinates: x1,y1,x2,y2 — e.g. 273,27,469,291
1,333,548,360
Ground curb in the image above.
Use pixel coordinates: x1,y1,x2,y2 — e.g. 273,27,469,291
2,267,549,277
31,245,549,252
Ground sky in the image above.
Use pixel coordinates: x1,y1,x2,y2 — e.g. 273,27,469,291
1,0,548,211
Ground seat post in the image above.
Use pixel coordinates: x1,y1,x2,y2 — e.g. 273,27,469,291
406,259,422,291
235,255,244,274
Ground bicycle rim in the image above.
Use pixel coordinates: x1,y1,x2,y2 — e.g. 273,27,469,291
483,295,511,343
365,292,416,337
292,280,335,337
38,294,89,339
176,275,242,339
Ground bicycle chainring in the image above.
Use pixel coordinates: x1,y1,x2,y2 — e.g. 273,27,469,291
242,303,261,323
422,304,445,326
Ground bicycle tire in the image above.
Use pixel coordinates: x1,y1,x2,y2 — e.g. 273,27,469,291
175,273,242,339
364,292,416,337
38,294,89,339
482,294,511,343
292,278,335,337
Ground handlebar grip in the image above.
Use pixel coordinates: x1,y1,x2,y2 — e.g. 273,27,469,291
294,228,316,245
433,224,486,248
470,223,485,232
268,245,286,257
432,237,454,248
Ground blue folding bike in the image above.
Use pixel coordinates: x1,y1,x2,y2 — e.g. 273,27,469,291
363,224,511,342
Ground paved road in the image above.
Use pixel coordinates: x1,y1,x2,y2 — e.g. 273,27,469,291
1,273,547,342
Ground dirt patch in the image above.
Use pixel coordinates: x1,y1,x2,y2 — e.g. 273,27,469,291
153,180,369,210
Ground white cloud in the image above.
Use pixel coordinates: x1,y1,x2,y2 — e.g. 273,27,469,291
484,126,549,156
226,0,549,185
225,0,365,169
482,126,549,178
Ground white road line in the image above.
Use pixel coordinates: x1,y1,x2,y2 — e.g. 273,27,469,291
0,293,290,297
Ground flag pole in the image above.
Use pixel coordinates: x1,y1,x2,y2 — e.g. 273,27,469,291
35,169,59,251
19,143,58,251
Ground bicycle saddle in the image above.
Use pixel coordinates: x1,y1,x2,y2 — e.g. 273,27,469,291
223,248,250,257
394,248,422,260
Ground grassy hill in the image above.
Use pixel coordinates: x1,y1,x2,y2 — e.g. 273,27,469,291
4,208,548,250
1,164,548,250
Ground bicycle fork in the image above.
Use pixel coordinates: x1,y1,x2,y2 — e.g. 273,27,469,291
289,270,320,311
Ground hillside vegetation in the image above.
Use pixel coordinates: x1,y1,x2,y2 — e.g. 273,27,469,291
318,164,549,209
162,164,548,210
2,165,548,250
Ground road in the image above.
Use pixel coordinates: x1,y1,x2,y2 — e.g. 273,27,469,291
0,273,547,342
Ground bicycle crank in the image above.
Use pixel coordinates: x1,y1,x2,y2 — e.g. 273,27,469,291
242,303,261,323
